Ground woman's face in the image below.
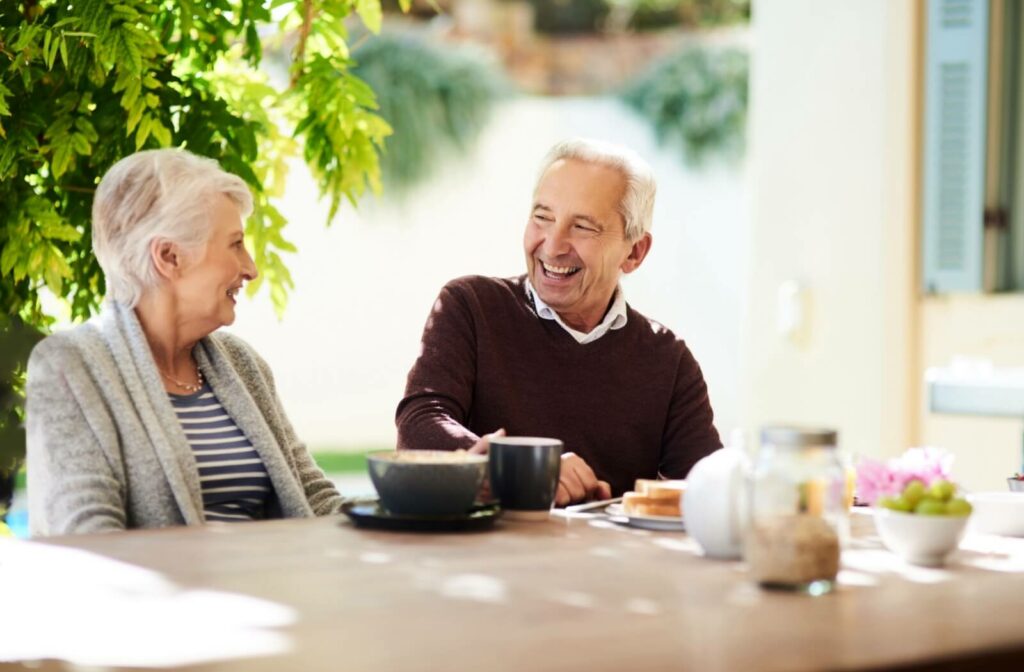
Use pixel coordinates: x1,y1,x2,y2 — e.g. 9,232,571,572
175,195,258,333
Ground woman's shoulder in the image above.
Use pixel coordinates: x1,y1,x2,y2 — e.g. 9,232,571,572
29,321,106,371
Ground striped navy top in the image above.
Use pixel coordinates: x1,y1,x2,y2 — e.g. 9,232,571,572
169,384,272,522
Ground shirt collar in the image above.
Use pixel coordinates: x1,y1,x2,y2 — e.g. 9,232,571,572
525,278,628,344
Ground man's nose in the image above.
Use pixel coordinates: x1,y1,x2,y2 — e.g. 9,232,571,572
542,224,571,256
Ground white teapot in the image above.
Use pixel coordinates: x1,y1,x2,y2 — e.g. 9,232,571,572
683,444,748,560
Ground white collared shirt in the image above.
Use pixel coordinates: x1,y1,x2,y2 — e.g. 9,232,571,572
525,279,628,344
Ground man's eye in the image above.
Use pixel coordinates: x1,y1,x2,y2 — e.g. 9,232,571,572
574,224,596,233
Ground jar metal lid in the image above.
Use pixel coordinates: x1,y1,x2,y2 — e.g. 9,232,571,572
760,425,838,447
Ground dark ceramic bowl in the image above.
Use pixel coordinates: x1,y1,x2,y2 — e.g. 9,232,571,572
367,451,487,516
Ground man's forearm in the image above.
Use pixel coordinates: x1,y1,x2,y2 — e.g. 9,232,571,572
395,394,479,451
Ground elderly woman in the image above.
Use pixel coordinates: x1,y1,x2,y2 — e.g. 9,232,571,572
26,149,343,535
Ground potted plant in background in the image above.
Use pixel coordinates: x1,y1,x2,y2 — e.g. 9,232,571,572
856,447,973,567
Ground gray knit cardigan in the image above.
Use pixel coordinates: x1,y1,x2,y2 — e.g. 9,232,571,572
26,301,343,536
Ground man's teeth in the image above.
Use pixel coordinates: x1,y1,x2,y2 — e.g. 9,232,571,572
542,262,580,276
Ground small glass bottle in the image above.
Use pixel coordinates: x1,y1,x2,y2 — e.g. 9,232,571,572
745,426,847,595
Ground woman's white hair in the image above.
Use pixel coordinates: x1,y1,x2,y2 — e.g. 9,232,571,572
92,149,253,307
535,138,656,242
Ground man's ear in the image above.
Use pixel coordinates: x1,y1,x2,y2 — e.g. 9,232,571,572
621,233,652,274
150,239,182,282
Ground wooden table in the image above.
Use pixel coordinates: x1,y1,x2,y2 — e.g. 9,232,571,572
2,510,1023,671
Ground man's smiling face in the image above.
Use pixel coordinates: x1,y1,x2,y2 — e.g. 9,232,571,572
524,158,646,332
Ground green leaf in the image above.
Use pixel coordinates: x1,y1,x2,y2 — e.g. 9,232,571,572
43,30,55,70
43,252,65,296
150,120,171,147
1,243,20,277
51,144,74,179
40,222,83,242
126,99,145,134
59,36,70,69
121,77,141,111
0,83,11,117
135,114,152,150
26,246,44,276
71,132,92,156
354,0,383,34
74,117,99,143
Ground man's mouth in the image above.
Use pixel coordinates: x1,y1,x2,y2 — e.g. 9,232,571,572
226,286,241,303
541,261,581,279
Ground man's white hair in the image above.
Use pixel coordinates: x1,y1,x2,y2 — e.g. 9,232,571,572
92,149,254,307
535,138,656,242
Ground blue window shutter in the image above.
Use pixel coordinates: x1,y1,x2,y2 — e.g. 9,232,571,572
922,0,989,293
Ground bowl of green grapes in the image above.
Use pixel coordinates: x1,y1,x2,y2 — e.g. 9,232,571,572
874,479,972,566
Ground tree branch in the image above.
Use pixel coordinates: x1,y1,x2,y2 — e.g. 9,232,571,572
290,0,315,87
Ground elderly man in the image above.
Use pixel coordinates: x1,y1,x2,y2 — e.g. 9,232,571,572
396,138,721,504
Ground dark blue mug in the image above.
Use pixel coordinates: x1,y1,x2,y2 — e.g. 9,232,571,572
488,437,562,520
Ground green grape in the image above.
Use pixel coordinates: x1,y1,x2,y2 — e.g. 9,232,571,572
877,496,896,510
929,479,956,502
902,480,926,507
880,495,911,512
945,498,973,516
915,497,946,515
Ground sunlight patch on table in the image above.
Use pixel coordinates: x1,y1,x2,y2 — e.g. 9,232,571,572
550,590,596,609
439,573,508,604
624,598,661,616
0,539,295,668
359,551,393,564
842,549,955,583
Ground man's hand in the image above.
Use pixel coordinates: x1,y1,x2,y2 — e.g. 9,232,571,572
467,428,505,455
555,452,612,506
466,428,505,501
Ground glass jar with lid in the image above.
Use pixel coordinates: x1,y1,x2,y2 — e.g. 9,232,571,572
745,426,847,595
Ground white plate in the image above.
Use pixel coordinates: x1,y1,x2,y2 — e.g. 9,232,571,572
605,503,685,531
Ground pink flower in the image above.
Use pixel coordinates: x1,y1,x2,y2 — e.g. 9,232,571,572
855,447,955,505
855,457,898,505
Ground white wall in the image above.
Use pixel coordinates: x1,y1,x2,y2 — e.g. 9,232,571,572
741,0,919,459
230,96,749,449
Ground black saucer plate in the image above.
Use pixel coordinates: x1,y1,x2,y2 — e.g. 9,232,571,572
341,499,502,532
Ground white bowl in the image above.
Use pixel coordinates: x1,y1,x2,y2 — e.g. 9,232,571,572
873,509,969,566
967,492,1024,537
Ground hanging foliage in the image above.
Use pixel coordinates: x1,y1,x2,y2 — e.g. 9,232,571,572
622,47,748,164
352,34,506,194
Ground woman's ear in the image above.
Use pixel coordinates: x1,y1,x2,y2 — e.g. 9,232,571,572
150,239,182,281
621,232,652,275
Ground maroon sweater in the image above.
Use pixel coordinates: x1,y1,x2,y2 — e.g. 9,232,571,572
395,275,722,496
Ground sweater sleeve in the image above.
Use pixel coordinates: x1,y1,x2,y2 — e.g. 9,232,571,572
244,344,343,516
658,344,722,479
26,340,127,536
395,282,480,451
